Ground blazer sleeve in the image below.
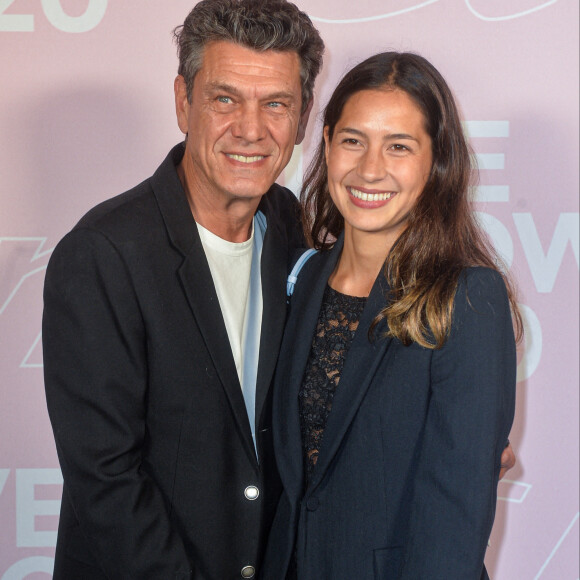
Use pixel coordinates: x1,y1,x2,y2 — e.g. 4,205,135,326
400,268,516,579
43,228,192,579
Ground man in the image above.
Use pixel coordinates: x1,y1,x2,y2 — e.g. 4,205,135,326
43,1,323,578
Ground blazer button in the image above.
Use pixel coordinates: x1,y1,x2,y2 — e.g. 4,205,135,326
306,497,319,511
244,485,259,500
241,565,255,578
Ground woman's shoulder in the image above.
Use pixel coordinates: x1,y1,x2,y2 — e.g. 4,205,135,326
459,266,507,292
287,245,340,304
455,266,510,317
289,244,338,275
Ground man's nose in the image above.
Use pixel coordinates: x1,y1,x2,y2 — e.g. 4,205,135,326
231,104,267,142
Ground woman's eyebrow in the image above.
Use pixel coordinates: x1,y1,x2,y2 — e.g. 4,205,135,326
336,127,418,142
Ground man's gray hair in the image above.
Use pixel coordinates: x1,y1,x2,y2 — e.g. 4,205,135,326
173,0,324,111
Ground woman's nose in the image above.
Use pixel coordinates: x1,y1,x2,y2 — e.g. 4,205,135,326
357,147,387,182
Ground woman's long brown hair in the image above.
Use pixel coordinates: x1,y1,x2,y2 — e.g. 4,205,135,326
302,52,522,348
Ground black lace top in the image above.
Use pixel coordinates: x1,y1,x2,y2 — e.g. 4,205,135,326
298,284,367,485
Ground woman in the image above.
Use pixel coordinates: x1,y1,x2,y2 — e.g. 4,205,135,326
262,52,521,579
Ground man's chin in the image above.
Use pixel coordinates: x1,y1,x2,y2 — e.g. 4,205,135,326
221,179,276,201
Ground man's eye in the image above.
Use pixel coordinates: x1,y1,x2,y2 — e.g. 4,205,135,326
216,96,232,104
267,101,284,108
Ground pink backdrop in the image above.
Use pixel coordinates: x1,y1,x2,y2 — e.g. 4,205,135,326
1,1,578,578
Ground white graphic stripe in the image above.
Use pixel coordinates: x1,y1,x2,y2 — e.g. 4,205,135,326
497,479,532,503
474,186,510,202
476,153,504,170
0,265,49,315
21,332,43,368
0,469,9,496
0,238,53,315
533,512,579,579
464,121,509,138
308,0,558,24
308,0,440,24
465,0,559,22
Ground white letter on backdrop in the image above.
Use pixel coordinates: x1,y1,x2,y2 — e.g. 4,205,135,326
475,211,514,269
16,469,62,548
0,0,34,31
516,303,542,383
2,557,54,580
0,469,9,496
41,0,107,33
513,212,579,293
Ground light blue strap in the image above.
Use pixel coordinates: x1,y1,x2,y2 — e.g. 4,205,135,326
287,248,318,297
241,211,267,459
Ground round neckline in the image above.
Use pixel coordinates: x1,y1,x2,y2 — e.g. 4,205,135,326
326,283,368,301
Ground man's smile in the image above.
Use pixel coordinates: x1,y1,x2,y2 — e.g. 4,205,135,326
225,153,267,163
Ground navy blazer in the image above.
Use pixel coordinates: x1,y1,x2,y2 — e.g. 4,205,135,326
262,236,516,579
43,144,304,579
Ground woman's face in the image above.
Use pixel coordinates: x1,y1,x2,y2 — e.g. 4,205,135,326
324,88,433,248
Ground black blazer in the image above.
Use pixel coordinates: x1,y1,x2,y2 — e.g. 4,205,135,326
42,144,304,579
262,237,516,579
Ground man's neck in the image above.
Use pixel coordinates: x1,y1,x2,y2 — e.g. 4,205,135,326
194,210,256,243
177,161,262,243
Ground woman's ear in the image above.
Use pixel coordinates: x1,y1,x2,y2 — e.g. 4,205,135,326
323,126,331,165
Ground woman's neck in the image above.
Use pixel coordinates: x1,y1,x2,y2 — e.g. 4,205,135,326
329,228,393,298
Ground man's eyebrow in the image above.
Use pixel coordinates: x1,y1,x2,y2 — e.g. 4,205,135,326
205,82,241,96
261,91,297,102
336,127,419,142
205,83,297,103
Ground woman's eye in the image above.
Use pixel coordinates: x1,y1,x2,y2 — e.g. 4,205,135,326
391,144,409,152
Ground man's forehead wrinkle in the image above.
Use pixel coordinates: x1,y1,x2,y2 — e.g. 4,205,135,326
209,64,299,84
200,43,302,89
207,54,295,76
204,81,243,96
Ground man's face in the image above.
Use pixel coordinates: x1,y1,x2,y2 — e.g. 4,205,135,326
175,41,311,208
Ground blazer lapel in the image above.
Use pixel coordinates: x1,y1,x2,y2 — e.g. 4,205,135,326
177,252,255,456
307,270,395,492
275,241,343,499
150,144,257,467
253,203,288,432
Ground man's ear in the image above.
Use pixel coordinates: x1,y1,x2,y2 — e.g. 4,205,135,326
295,98,314,145
174,75,189,135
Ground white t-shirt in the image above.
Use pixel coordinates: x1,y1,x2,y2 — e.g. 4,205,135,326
196,221,255,385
